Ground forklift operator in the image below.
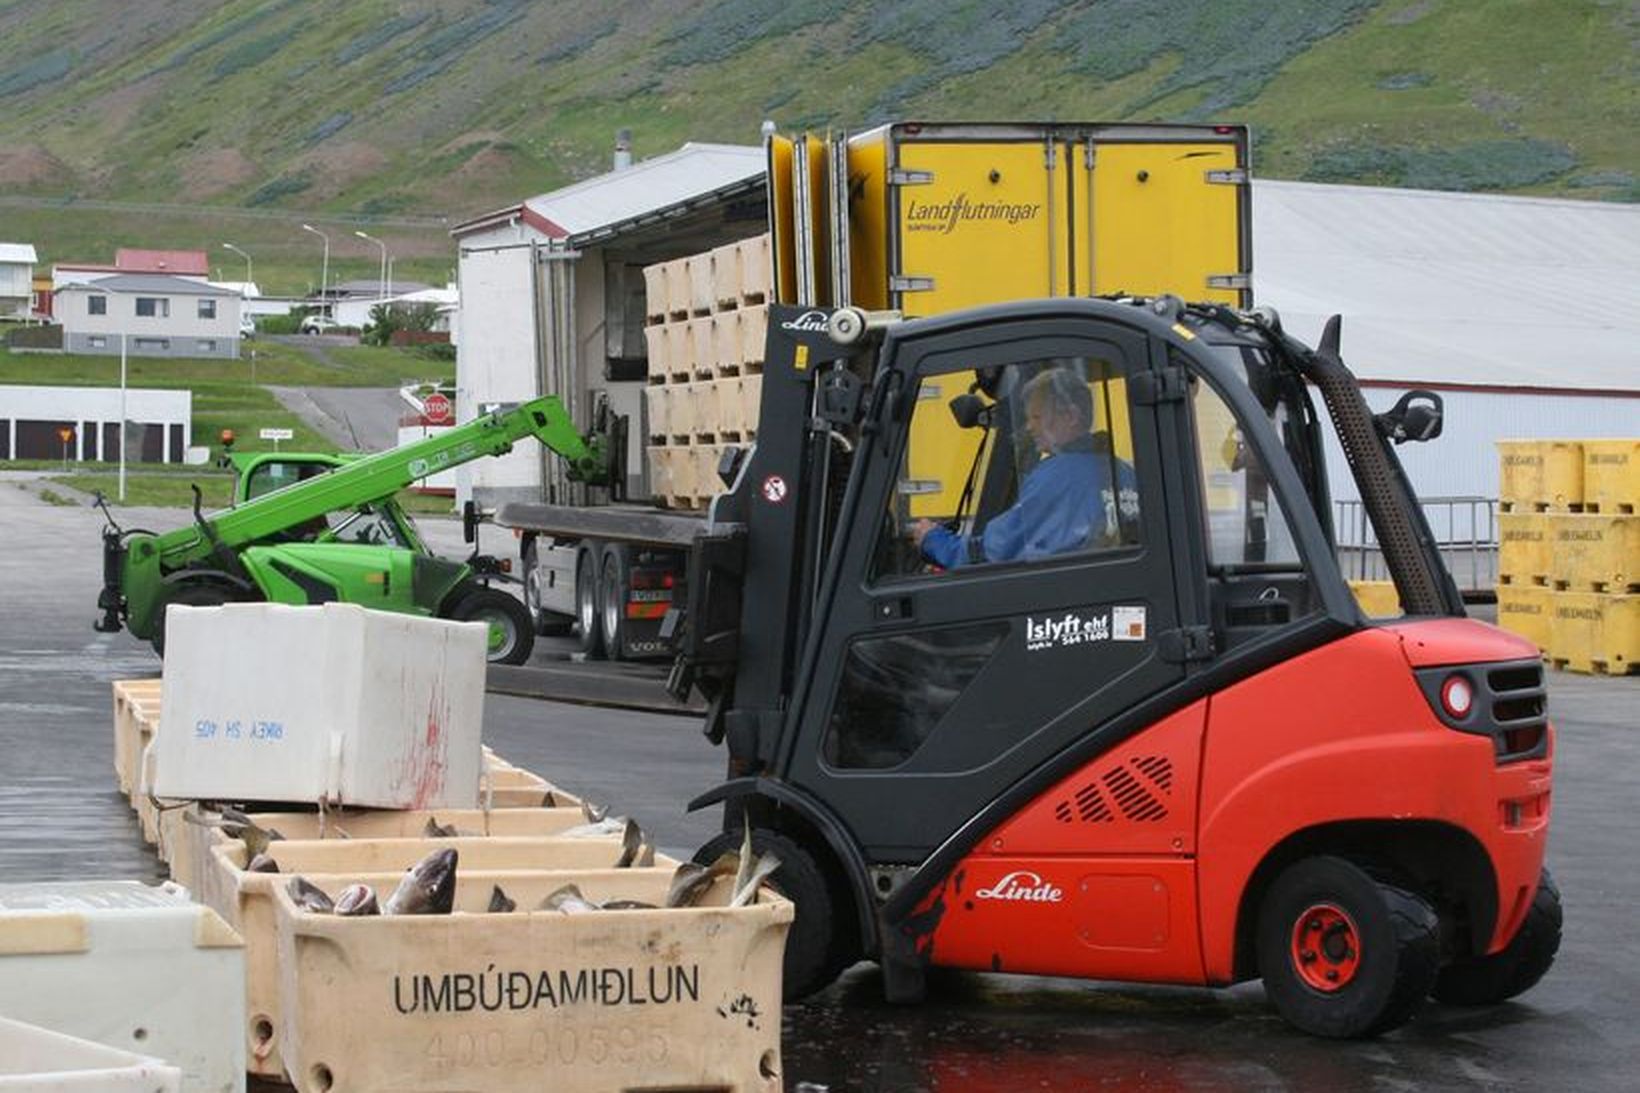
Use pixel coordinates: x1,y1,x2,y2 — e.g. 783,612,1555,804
913,366,1128,568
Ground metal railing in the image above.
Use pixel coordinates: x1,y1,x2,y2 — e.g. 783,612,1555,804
1334,496,1498,596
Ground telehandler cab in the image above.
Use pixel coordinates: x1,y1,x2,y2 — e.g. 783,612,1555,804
673,296,1558,1038
94,397,607,664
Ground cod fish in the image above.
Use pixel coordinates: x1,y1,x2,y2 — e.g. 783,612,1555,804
422,817,461,838
560,799,626,839
287,876,335,914
665,852,738,909
383,847,458,915
334,884,380,916
187,807,284,858
539,883,600,914
730,852,782,908
614,818,655,868
486,885,516,913
245,853,280,874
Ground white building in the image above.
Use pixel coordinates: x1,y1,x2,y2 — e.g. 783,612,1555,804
1253,180,1640,513
0,243,37,319
0,384,192,463
54,274,245,359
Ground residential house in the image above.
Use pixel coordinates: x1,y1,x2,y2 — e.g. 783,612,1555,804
55,274,244,359
0,243,37,319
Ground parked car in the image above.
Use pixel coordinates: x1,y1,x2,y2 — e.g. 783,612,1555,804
239,314,257,338
298,315,338,335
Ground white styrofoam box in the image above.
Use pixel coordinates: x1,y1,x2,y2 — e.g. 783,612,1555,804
154,603,487,809
0,1016,182,1091
0,881,244,1093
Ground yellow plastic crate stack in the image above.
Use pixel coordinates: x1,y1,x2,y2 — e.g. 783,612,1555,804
1495,439,1639,675
642,236,771,508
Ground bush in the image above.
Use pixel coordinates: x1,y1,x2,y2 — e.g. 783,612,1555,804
257,313,302,335
362,301,439,347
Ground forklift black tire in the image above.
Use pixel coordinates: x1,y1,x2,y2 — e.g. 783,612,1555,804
449,587,534,665
1431,868,1561,1006
521,540,573,637
151,582,248,658
1256,855,1440,1039
599,546,630,662
575,549,604,658
693,827,842,1001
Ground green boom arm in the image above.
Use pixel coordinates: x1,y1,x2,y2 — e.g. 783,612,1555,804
100,397,604,637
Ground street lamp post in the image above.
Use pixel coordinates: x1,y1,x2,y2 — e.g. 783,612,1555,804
354,230,388,300
301,224,330,316
119,329,127,502
222,242,252,288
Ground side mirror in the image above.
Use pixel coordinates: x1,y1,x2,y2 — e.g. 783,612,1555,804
1376,389,1444,445
948,393,993,430
462,500,479,544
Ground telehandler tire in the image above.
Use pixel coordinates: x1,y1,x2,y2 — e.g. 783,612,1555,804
150,582,248,657
449,587,534,665
1431,869,1561,1006
1256,855,1439,1038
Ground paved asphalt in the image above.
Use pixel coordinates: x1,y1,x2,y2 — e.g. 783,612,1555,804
2,472,1636,1092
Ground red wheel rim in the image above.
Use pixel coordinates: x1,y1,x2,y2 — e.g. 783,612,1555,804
1290,902,1362,992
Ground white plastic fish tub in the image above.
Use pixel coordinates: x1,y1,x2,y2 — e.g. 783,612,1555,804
153,603,488,809
273,870,791,1093
0,881,244,1093
201,835,664,1081
0,1015,182,1091
111,678,162,797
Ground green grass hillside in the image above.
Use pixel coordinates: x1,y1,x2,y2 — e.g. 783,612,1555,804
1,0,1634,294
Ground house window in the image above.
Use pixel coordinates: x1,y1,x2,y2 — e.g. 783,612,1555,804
135,297,170,318
88,336,107,348
134,337,170,350
88,296,107,315
197,340,217,352
198,299,216,320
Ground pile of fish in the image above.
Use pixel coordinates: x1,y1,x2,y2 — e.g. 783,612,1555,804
192,800,785,918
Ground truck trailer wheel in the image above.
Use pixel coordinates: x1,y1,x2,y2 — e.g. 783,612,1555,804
693,827,844,1001
575,548,604,658
600,546,630,662
449,587,534,665
1256,856,1440,1038
151,582,248,657
1431,869,1561,1006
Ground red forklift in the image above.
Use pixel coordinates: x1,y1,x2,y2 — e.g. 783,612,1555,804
670,295,1558,1038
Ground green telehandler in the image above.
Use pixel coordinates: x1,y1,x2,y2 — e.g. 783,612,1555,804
93,397,607,663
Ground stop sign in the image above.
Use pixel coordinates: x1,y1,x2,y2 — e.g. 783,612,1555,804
423,392,453,424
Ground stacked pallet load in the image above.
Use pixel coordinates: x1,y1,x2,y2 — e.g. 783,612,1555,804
641,235,771,508
1496,439,1638,675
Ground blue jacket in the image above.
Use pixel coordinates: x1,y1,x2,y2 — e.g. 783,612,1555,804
921,439,1134,568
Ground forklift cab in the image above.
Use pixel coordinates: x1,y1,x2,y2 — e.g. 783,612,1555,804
755,300,1368,864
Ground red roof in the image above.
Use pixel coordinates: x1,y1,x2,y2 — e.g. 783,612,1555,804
115,248,209,275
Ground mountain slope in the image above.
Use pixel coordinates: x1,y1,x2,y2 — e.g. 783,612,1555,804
0,0,1634,290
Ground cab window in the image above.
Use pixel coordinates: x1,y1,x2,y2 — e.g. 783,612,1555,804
325,506,404,547
874,355,1141,580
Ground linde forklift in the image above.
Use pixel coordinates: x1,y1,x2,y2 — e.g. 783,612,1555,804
669,296,1558,1038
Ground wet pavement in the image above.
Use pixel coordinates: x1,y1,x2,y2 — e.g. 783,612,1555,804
3,475,1636,1091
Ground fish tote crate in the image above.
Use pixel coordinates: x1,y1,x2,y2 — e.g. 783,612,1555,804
112,678,162,795
1548,591,1639,675
1548,513,1639,592
1496,585,1552,652
0,1016,183,1092
272,869,791,1093
1498,512,1551,585
1497,439,1583,511
0,881,244,1093
1582,439,1639,513
160,799,591,895
202,835,641,1081
154,603,488,809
